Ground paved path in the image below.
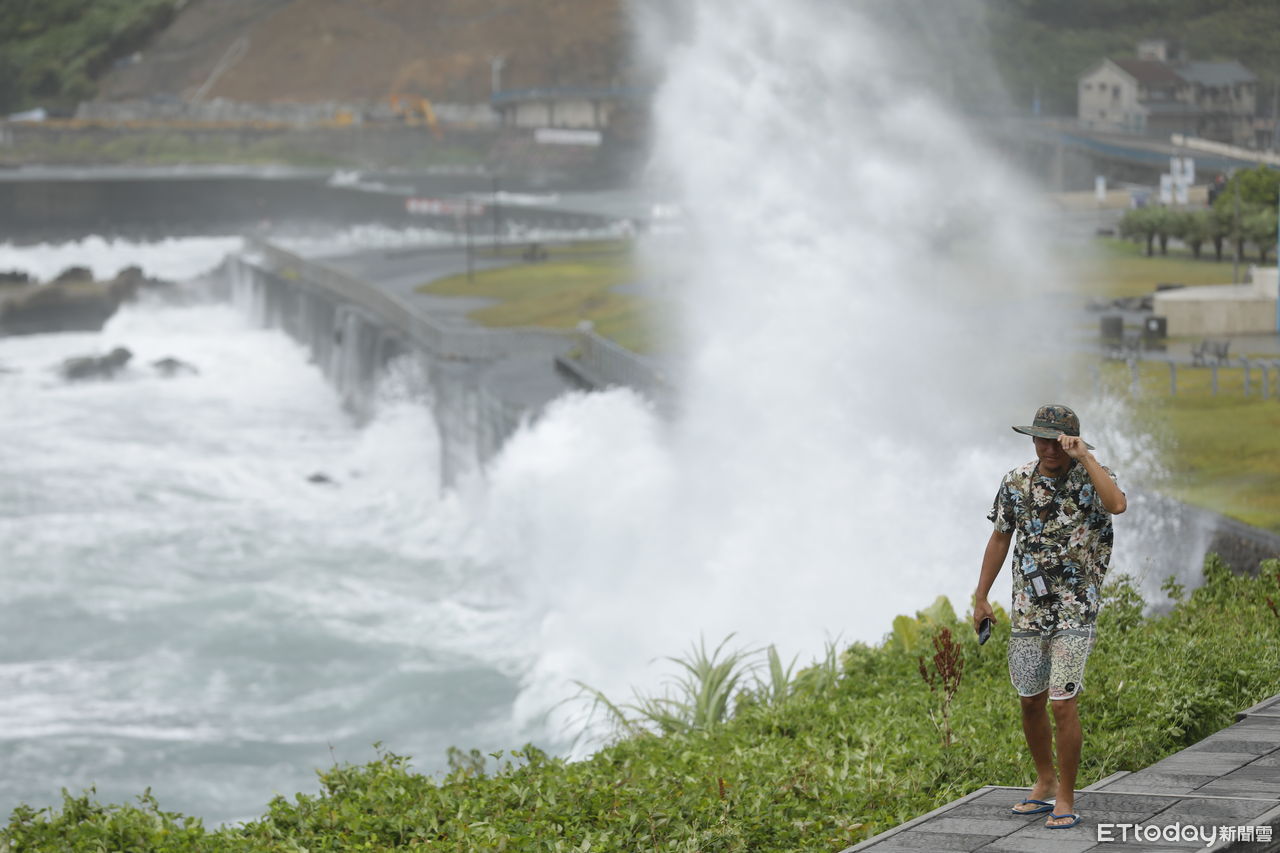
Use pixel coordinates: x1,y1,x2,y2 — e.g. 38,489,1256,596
303,242,583,408
840,694,1280,852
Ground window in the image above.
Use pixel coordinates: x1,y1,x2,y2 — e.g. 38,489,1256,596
1112,85,1121,100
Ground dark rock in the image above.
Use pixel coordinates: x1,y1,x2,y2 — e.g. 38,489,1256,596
53,266,94,284
307,472,337,485
0,266,171,335
1,282,117,334
106,266,147,302
151,356,199,377
61,347,133,381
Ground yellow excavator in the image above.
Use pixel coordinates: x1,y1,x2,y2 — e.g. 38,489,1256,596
387,93,442,138
386,60,442,138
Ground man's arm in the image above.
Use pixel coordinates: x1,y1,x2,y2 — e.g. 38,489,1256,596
973,529,1012,631
1058,435,1126,514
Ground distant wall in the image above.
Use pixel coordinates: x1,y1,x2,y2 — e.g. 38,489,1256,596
76,99,501,128
0,122,497,170
1154,285,1278,336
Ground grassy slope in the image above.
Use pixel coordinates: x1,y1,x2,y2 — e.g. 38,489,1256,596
1104,362,1280,532
1070,238,1241,299
1080,238,1280,531
420,244,655,353
6,565,1279,851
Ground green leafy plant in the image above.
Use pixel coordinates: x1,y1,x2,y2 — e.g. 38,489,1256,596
7,555,1280,852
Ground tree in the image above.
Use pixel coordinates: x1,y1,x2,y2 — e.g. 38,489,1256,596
1210,205,1234,262
1242,207,1278,264
1173,210,1214,260
1119,207,1159,256
1149,206,1178,256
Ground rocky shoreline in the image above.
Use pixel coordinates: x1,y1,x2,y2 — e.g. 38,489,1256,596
0,265,172,336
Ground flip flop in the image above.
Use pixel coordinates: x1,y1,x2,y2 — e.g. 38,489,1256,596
1047,812,1081,829
1010,798,1055,815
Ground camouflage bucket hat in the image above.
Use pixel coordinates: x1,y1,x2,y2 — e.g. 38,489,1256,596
1012,403,1095,450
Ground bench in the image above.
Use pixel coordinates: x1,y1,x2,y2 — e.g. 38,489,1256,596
1191,339,1230,366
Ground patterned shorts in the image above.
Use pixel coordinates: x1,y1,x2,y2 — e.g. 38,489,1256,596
1008,627,1096,700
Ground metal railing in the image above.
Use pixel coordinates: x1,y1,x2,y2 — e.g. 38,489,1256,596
240,238,666,396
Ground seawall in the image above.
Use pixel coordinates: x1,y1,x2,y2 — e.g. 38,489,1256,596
223,238,664,485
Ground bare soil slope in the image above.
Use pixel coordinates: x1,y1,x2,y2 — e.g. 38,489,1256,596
98,0,626,103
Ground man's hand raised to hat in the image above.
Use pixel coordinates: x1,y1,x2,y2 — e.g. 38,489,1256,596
1057,434,1091,461
1059,434,1128,514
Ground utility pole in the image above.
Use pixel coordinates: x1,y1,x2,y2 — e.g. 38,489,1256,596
1233,178,1241,284
492,174,501,250
464,206,474,283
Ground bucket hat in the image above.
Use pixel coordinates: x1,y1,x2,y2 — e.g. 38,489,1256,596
1012,404,1094,450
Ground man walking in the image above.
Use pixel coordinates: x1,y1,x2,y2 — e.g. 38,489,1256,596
973,404,1126,830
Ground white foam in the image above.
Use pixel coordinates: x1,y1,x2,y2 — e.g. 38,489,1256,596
458,0,1127,743
0,235,241,282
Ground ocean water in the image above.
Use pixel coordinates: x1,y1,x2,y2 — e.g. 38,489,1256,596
0,239,534,823
0,0,1185,829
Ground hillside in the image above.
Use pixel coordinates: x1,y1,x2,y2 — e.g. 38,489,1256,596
987,0,1280,116
3,1,1278,120
98,0,627,104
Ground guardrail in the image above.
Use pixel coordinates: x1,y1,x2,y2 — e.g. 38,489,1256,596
241,237,668,398
244,237,572,361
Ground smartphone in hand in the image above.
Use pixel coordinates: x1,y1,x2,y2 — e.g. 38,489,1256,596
977,617,993,645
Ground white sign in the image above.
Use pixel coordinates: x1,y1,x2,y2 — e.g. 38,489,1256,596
1159,173,1174,204
535,128,602,147
1095,175,1107,202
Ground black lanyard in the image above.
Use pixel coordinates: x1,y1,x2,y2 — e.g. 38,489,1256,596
1027,462,1072,525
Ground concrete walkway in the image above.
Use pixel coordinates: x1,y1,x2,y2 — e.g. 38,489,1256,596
840,694,1280,852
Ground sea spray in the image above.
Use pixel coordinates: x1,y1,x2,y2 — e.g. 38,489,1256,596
476,0,1090,744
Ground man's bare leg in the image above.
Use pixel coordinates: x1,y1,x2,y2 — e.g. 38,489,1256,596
1048,696,1082,825
1014,691,1058,812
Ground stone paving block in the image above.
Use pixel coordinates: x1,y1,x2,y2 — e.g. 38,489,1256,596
1222,764,1280,782
1074,792,1181,813
1102,776,1200,794
976,835,1098,852
864,829,998,850
949,801,1052,820
1120,772,1221,789
1151,756,1255,774
1156,798,1278,820
1010,820,1097,842
1218,723,1280,741
1183,739,1272,755
916,817,1016,837
1196,779,1280,796
855,840,972,845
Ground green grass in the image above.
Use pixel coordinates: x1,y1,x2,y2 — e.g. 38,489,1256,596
1079,238,1280,530
1100,361,1280,531
6,563,1279,851
1065,238,1242,300
419,248,656,353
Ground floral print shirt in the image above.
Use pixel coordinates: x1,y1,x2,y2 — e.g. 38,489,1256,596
988,460,1121,633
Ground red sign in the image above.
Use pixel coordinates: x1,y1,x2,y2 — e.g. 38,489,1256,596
405,197,486,216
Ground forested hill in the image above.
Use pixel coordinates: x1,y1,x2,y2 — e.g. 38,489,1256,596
986,0,1280,116
0,0,1277,119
